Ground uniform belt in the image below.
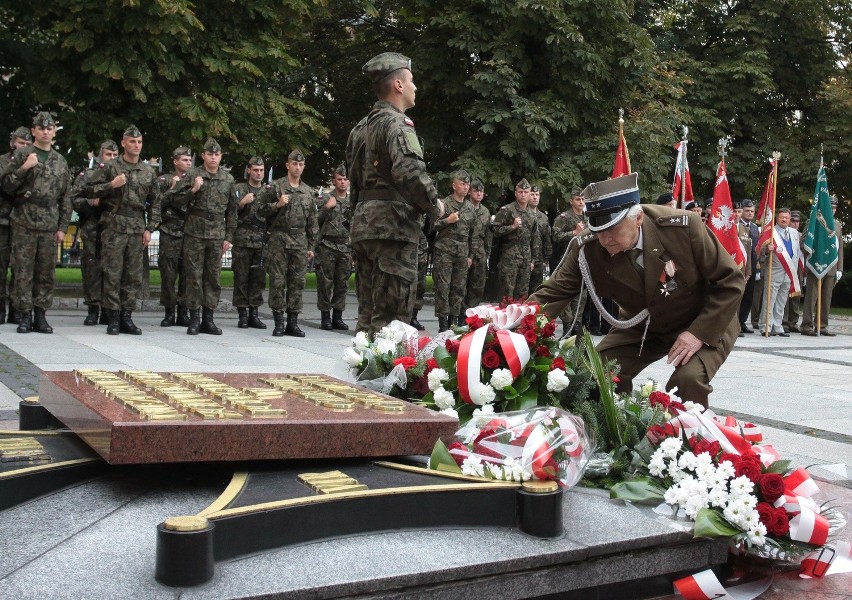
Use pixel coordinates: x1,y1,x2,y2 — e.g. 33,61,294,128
113,206,145,218
360,189,404,202
191,208,216,221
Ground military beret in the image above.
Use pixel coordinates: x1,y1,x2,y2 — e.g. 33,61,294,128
247,156,264,166
10,127,32,141
656,192,674,206
452,169,470,184
830,195,839,206
362,52,412,84
530,184,539,193
203,138,221,153
515,178,531,190
741,199,754,208
732,199,743,210
172,146,191,158
684,201,698,211
334,164,347,177
100,139,118,152
123,124,142,138
288,149,305,162
470,178,484,191
790,210,801,220
582,173,640,232
32,112,55,127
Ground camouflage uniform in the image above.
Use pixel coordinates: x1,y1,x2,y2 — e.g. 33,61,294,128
0,148,19,320
464,201,492,310
529,207,552,294
432,194,477,319
491,201,539,301
551,209,588,328
232,181,270,309
69,164,106,312
157,170,189,317
315,188,352,315
412,221,429,327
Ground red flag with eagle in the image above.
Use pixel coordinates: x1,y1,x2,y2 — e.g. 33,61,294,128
611,126,631,178
672,141,694,207
756,159,778,250
707,160,746,267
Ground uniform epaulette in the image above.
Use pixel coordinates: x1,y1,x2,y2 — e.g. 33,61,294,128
578,232,597,246
658,215,689,227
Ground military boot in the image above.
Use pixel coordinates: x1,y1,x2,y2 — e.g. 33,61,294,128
186,309,201,335
410,309,425,331
272,311,286,337
8,305,19,325
284,312,305,337
84,305,100,326
332,309,348,330
0,302,5,325
106,310,120,336
33,308,53,334
16,311,32,334
175,305,190,327
200,307,222,335
237,307,249,329
247,307,266,329
438,315,448,332
160,307,176,327
99,309,110,325
119,310,142,335
320,310,332,330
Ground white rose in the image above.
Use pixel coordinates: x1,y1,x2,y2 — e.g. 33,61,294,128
427,368,449,391
352,331,370,349
640,379,656,396
375,338,396,355
343,347,363,367
490,368,514,390
433,387,456,410
546,369,570,392
474,383,496,406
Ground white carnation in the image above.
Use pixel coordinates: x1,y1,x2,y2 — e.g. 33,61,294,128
440,407,459,420
677,451,699,472
343,347,363,367
684,493,709,519
427,368,449,391
648,454,667,477
352,331,370,349
472,403,495,417
659,437,683,460
546,369,571,392
486,463,505,480
433,387,455,410
474,384,496,406
490,368,514,390
716,461,736,480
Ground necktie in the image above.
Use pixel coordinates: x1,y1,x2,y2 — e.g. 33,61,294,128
627,248,644,275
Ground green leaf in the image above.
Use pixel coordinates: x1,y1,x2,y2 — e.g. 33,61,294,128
693,508,740,538
428,439,462,474
610,479,666,505
763,460,791,474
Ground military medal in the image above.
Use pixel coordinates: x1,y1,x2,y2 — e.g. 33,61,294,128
658,260,678,296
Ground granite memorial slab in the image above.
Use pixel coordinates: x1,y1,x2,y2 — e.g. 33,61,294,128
37,370,457,464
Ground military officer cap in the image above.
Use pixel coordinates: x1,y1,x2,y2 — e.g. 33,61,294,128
581,173,641,232
790,210,801,220
247,156,264,166
470,178,484,191
123,124,142,138
830,194,839,207
172,146,191,158
203,138,221,153
742,199,754,208
515,178,531,190
100,139,118,152
362,52,412,84
288,149,305,162
32,112,55,127
656,192,674,206
334,164,347,177
684,201,698,211
10,127,32,142
452,169,470,184
530,184,540,193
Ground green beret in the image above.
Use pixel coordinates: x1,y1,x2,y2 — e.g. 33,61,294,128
247,156,264,166
515,178,531,190
452,169,470,184
172,146,191,158
362,52,412,84
288,149,305,162
334,164,347,177
10,127,32,141
470,178,484,191
32,112,55,127
123,124,142,138
203,138,221,153
100,139,118,152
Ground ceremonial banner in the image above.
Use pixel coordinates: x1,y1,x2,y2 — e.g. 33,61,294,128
611,125,631,178
707,161,745,267
672,141,695,207
803,165,838,279
756,159,778,250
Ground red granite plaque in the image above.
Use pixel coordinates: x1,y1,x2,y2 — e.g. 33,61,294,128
38,371,458,465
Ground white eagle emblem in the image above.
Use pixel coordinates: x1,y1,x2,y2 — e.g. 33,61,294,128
711,205,735,231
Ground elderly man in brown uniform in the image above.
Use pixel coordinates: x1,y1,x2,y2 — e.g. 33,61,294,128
528,174,744,407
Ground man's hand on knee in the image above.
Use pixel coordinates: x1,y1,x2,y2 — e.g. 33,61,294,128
667,331,703,367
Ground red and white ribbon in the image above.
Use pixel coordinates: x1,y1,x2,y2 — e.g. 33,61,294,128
773,492,820,515
674,569,771,600
784,467,820,497
465,303,539,330
788,506,830,546
752,443,781,467
669,409,753,455
714,415,763,443
800,541,852,578
457,325,489,405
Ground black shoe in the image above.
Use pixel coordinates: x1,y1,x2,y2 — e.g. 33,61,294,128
84,305,100,326
160,307,176,327
106,310,120,335
320,310,332,331
186,309,200,335
800,329,817,336
119,310,142,335
175,305,190,327
16,311,32,333
33,308,53,334
247,307,267,329
200,308,222,335
237,307,249,329
778,332,790,337
738,332,745,337
272,311,286,337
284,312,305,337
740,324,753,334
332,309,348,330
821,330,837,337
410,309,425,331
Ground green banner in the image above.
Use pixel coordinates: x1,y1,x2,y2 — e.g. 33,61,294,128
803,165,839,279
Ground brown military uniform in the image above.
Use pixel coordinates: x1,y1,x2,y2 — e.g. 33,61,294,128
529,205,744,406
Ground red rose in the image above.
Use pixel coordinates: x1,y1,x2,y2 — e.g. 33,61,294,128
649,391,671,409
735,459,762,483
688,436,709,454
522,314,537,330
769,507,790,537
718,453,740,468
535,345,551,357
466,315,485,330
523,329,538,345
393,356,416,369
550,357,566,371
425,358,438,372
412,374,430,395
445,339,460,354
756,502,774,527
758,473,785,503
541,321,557,338
481,349,501,369
647,422,680,443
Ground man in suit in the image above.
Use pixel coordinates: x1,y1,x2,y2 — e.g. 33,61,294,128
757,208,800,337
738,199,760,333
528,173,744,407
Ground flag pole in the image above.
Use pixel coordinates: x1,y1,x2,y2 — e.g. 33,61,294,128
816,147,824,335
763,153,780,337
680,127,689,209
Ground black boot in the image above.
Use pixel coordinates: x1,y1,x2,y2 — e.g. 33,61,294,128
106,310,120,335
175,305,190,327
272,311,286,337
332,309,349,330
160,306,176,327
84,305,100,326
186,309,200,335
99,309,109,325
410,309,425,331
237,307,249,329
0,302,5,325
438,315,448,332
16,311,32,333
247,307,267,329
119,310,142,335
33,308,53,334
7,303,16,325
284,311,305,337
320,310,332,330
200,307,222,335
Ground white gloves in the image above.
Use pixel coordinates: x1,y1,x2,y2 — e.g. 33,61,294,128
837,271,843,282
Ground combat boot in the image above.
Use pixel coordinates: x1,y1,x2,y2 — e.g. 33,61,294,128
16,311,32,333
106,310,120,335
332,309,348,330
0,301,5,325
175,305,190,327
160,307,176,327
99,309,109,325
200,307,222,335
9,306,20,325
272,311,286,337
438,315,448,332
410,309,425,331
320,310,332,330
119,310,142,335
284,312,305,337
33,308,53,334
247,307,266,329
84,305,100,326
237,307,249,329
186,309,200,335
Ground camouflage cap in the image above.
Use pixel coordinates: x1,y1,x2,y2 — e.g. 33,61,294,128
570,186,583,198
470,178,484,191
287,149,305,162
10,127,32,141
582,173,640,232
830,194,839,206
247,156,264,166
742,199,754,208
203,138,221,153
362,52,412,84
515,178,531,190
172,146,191,158
452,169,470,184
123,124,142,138
32,112,55,127
100,139,118,152
334,164,347,177
530,184,539,193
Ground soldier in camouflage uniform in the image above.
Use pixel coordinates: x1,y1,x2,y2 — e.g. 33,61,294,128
165,138,236,335
232,156,270,329
156,147,193,327
257,150,318,337
410,219,429,330
69,140,119,326
315,165,352,331
528,185,552,295
432,169,477,331
85,125,160,335
0,112,72,333
0,126,33,324
346,52,445,337
491,178,539,302
463,177,492,313
551,187,588,335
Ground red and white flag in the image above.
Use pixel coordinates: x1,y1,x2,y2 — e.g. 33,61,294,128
611,127,631,178
707,161,745,267
672,141,694,207
756,159,778,250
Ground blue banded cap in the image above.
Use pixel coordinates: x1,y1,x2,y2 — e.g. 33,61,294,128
582,173,640,232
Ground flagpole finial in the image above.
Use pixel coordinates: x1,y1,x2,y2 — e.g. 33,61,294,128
820,143,824,167
618,108,624,125
718,136,731,160
771,151,781,162
682,126,689,141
